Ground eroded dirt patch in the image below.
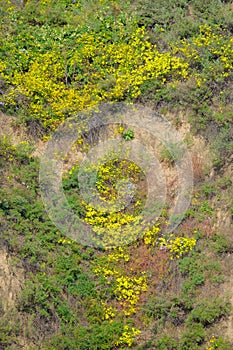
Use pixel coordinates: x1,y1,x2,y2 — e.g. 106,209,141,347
0,240,24,312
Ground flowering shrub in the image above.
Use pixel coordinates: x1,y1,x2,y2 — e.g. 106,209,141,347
173,24,233,87
82,202,137,228
62,155,148,248
114,274,147,315
106,247,130,263
158,235,196,260
92,247,147,320
205,335,230,350
143,223,161,246
95,158,142,202
115,325,141,347
206,335,219,350
101,303,117,320
1,22,189,130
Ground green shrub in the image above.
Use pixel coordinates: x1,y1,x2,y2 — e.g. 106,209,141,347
122,128,135,141
178,256,203,277
211,233,229,254
180,322,205,349
187,298,230,326
44,320,124,350
154,335,179,350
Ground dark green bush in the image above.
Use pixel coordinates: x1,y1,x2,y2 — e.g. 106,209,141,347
180,322,205,349
187,298,230,326
154,335,179,350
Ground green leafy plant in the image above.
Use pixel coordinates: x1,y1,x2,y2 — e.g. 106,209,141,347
122,128,135,141
187,298,230,326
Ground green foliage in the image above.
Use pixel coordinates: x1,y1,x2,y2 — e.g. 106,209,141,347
187,298,230,326
122,128,135,141
0,312,19,347
1,1,233,349
44,320,124,350
154,335,179,350
211,233,230,254
199,200,213,216
160,141,185,165
143,296,186,327
178,256,203,276
200,183,217,198
180,322,205,349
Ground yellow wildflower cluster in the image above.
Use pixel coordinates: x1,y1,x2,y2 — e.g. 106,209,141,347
143,223,161,246
158,235,196,260
73,27,188,100
93,249,147,316
57,238,72,245
96,159,142,201
82,201,137,229
93,266,119,278
78,156,145,248
56,232,73,245
114,274,147,315
205,335,219,350
101,303,117,320
92,247,129,278
173,24,233,86
116,325,141,347
62,155,145,248
0,136,16,162
2,26,188,130
106,247,130,262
